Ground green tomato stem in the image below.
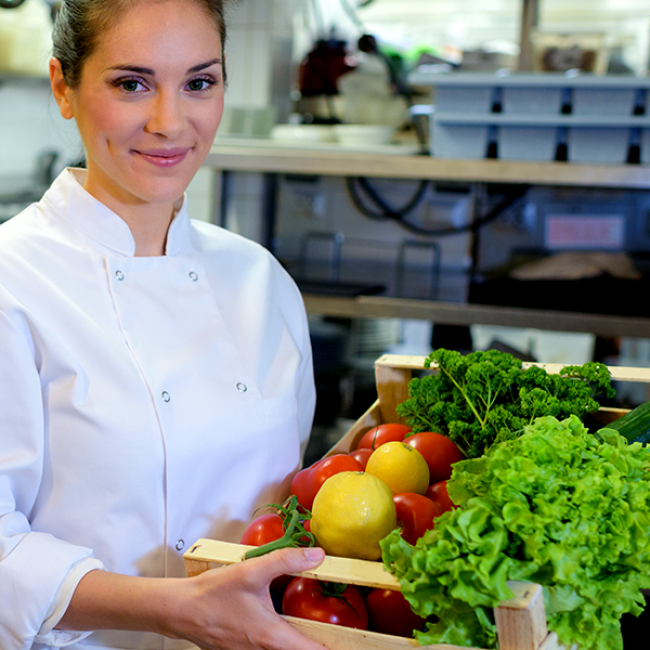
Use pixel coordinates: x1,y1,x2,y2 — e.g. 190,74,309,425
244,501,315,560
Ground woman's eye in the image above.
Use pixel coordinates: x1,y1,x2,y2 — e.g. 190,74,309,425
186,77,214,92
115,78,145,92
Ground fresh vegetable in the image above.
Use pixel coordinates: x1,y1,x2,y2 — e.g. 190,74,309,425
289,466,315,510
404,431,463,483
604,398,650,445
242,496,314,559
240,513,285,547
365,441,429,495
396,348,615,458
311,470,396,560
424,480,456,514
240,512,296,598
308,454,365,503
290,454,364,511
365,588,428,637
393,492,442,545
381,415,650,650
282,577,368,630
347,447,372,469
356,423,411,450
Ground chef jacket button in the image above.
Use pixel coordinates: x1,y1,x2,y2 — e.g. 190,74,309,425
175,539,185,551
189,271,198,282
161,391,171,402
115,270,124,281
236,382,247,393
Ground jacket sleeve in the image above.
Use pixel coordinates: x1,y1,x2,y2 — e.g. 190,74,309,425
0,303,103,649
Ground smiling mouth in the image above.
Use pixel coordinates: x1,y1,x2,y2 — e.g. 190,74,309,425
134,148,191,168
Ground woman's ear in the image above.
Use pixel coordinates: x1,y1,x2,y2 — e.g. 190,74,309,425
50,58,75,120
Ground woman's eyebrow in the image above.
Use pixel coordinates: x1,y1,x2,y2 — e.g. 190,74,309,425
187,58,222,74
104,59,222,76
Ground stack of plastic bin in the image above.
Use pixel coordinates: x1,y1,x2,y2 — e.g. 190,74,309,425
408,69,650,164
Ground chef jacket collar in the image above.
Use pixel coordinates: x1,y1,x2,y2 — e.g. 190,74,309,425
41,168,194,258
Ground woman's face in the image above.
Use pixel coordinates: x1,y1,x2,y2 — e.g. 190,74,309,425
52,0,225,213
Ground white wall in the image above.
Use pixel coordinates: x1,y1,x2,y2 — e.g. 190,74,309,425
0,0,297,222
0,81,81,177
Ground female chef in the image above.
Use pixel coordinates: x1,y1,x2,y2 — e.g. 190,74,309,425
0,0,326,649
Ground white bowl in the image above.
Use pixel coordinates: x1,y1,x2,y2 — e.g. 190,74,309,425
333,125,395,147
270,124,336,143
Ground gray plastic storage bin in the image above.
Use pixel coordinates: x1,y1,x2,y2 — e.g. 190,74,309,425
433,120,490,159
568,126,630,164
499,125,558,161
572,86,638,117
642,128,650,165
435,85,494,114
501,86,564,115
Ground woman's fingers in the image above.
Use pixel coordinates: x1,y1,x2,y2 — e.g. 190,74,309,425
166,546,327,650
243,546,325,588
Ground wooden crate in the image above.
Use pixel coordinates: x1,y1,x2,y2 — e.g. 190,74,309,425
184,539,564,650
184,354,647,650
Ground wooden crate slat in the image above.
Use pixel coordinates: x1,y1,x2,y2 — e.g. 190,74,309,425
184,538,401,590
375,353,650,384
283,615,482,650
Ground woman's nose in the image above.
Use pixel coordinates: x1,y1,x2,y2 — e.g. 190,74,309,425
145,91,187,138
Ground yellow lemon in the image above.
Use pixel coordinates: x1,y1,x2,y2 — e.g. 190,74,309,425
311,471,397,560
365,441,430,495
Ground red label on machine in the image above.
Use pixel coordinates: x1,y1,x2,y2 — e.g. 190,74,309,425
545,215,625,249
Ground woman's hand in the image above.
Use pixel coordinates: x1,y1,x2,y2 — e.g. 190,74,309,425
165,546,326,650
58,546,327,650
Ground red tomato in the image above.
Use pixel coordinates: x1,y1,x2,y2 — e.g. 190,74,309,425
393,493,442,545
425,480,456,514
282,577,368,629
404,432,463,483
347,447,373,469
240,512,291,597
365,588,427,637
307,454,364,507
240,513,285,546
290,466,316,510
357,423,411,451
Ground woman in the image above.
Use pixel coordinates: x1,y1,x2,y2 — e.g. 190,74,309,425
0,1,326,649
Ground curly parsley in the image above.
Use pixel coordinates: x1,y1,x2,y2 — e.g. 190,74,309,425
396,349,615,458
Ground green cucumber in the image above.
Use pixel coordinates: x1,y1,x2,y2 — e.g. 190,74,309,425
604,400,650,445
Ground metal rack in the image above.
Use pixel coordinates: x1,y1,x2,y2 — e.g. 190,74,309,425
202,141,650,338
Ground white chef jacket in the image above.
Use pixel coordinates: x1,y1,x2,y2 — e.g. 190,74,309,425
0,169,316,650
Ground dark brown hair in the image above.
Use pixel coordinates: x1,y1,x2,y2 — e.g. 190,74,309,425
52,0,229,89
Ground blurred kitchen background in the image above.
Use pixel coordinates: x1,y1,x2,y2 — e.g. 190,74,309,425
3,0,650,462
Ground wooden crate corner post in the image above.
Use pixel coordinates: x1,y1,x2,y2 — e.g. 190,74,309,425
374,354,416,425
495,582,548,650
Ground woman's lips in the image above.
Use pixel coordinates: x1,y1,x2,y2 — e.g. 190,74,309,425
134,147,191,168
